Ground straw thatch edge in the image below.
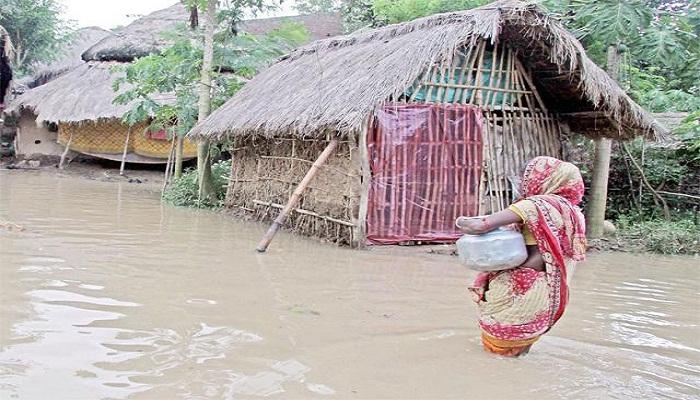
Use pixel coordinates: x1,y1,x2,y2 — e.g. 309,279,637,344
189,0,667,141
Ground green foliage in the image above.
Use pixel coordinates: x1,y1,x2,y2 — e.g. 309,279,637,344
340,0,488,31
0,0,74,74
163,159,232,208
606,138,699,220
675,111,700,163
627,65,700,112
566,0,652,46
113,22,308,137
615,213,700,255
372,0,488,24
342,0,380,31
550,0,699,99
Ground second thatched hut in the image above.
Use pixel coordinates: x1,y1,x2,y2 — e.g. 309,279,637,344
189,0,667,247
7,5,343,164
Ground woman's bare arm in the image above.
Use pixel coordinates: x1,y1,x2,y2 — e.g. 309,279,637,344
456,209,521,234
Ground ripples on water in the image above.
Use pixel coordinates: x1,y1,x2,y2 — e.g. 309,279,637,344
0,171,698,399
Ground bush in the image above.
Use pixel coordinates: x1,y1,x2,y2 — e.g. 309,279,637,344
162,160,231,208
615,214,700,255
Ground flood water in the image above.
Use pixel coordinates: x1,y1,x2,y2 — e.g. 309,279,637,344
0,170,698,400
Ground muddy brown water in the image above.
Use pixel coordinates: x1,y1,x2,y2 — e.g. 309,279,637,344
1,170,699,399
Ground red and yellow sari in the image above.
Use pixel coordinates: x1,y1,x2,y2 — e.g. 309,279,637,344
470,156,587,356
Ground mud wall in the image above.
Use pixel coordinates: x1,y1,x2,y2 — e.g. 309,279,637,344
15,111,64,158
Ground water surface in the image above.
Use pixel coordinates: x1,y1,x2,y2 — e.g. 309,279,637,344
1,171,698,399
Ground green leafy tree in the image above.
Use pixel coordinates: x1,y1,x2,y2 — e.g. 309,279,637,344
341,0,488,32
181,0,285,201
540,0,700,235
342,0,380,31
113,21,308,189
372,0,488,24
545,0,699,96
0,0,73,74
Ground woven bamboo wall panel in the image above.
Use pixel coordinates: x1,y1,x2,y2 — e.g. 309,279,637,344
133,130,197,158
366,103,483,244
58,120,197,159
58,120,138,154
226,138,359,245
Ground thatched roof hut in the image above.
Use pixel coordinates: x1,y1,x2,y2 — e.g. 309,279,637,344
82,4,191,62
189,1,665,141
9,4,344,124
186,1,668,247
8,62,170,124
83,5,342,62
6,4,342,162
29,26,111,87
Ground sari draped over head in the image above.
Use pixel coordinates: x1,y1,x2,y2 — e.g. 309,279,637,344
471,156,587,356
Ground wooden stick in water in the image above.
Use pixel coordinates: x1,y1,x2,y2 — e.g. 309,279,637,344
162,136,176,196
59,131,73,170
256,139,339,252
120,126,132,176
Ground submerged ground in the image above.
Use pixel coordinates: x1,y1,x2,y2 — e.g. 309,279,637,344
0,170,698,399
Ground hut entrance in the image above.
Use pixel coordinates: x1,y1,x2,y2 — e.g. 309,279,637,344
366,103,483,244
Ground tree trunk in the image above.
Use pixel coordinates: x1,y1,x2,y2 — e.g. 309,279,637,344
196,0,217,203
174,135,184,179
586,138,612,238
586,45,620,238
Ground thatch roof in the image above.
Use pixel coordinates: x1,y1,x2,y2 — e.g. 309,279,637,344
652,112,689,132
5,61,172,123
82,4,343,62
241,13,342,41
189,0,667,141
7,5,343,124
30,26,111,87
82,4,189,62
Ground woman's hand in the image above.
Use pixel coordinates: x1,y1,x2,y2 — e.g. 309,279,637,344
456,217,490,234
456,210,523,234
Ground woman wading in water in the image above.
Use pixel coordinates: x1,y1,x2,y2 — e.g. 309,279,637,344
457,156,587,356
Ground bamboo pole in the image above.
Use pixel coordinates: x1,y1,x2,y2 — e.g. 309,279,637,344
424,64,440,102
501,50,513,111
162,136,176,197
455,45,476,102
483,42,498,106
389,106,399,237
119,126,132,176
256,139,339,252
59,130,73,170
513,57,548,113
252,200,355,227
490,44,507,109
469,41,486,104
434,56,449,102
400,107,409,235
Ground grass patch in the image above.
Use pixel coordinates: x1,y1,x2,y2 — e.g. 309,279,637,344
614,214,700,255
162,160,231,208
